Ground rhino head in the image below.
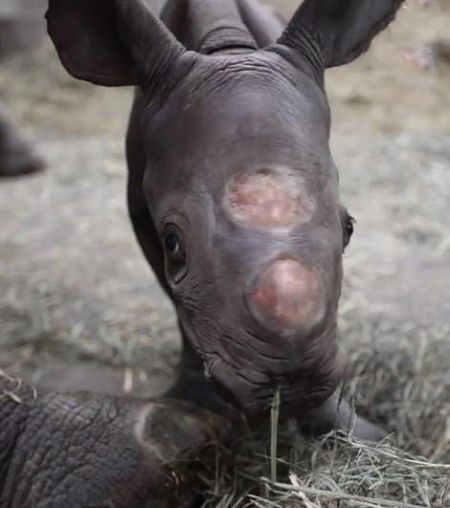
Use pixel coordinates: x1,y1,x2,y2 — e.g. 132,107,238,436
47,0,404,417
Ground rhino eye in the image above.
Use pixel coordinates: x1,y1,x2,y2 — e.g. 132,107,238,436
343,214,355,250
164,230,181,255
162,225,187,284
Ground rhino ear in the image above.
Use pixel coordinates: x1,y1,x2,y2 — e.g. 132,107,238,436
46,0,185,87
278,0,405,69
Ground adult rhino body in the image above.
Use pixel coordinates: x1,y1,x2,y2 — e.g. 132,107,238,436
47,0,405,436
0,0,46,176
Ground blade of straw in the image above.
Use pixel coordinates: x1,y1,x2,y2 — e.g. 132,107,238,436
270,387,281,483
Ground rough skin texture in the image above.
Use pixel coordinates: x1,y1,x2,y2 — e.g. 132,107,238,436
0,374,227,508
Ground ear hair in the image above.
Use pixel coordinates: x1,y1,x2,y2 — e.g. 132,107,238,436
47,0,186,88
278,0,405,70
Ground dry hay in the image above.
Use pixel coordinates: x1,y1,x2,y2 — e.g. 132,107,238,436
195,321,449,507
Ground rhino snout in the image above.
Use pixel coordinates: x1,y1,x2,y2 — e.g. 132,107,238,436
246,258,326,334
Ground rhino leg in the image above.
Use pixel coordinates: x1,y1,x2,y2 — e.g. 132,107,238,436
0,370,228,508
0,104,44,177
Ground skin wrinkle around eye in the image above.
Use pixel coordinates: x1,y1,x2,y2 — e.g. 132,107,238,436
223,167,316,231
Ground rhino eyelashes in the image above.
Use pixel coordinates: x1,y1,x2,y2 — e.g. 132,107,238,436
162,224,188,284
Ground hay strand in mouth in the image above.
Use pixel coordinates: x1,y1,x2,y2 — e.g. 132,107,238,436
196,326,449,507
270,387,281,483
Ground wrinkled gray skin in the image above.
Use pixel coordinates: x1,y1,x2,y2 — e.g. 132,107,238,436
0,2,45,176
47,0,405,427
0,372,227,507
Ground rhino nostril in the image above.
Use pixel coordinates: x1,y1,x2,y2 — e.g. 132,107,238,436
247,258,325,333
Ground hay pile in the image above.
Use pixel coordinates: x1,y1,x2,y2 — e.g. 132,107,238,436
197,321,449,507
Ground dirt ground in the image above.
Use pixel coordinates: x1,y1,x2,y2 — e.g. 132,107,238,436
0,0,449,425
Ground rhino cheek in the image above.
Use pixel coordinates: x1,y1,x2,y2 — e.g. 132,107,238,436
208,356,272,412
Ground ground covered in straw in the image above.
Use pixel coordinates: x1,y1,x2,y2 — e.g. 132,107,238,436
196,321,449,507
0,1,449,507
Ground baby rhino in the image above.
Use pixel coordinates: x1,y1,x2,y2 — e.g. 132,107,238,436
48,0,405,438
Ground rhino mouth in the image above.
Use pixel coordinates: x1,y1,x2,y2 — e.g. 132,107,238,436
207,358,339,417
178,307,340,416
203,330,341,417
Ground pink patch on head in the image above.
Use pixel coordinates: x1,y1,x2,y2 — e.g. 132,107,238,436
248,258,325,333
224,168,315,230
